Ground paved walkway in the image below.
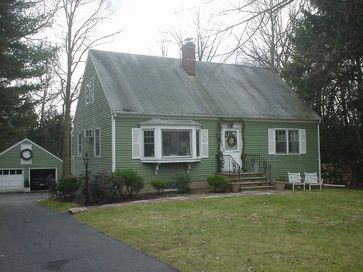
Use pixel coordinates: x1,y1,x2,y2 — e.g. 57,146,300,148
0,193,177,272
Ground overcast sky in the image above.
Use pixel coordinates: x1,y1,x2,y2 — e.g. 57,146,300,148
76,0,234,58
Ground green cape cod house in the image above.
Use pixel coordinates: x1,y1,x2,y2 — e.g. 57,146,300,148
71,42,321,191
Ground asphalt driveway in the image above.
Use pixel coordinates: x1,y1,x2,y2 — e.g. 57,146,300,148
0,193,177,272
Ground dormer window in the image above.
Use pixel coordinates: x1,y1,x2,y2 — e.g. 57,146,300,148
85,78,94,106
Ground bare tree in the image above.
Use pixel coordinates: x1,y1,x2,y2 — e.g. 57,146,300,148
56,0,120,176
169,9,225,62
213,0,306,65
158,31,171,58
235,0,307,73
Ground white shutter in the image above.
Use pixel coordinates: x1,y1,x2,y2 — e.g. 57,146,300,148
132,128,141,159
201,129,209,158
299,129,306,154
268,129,276,155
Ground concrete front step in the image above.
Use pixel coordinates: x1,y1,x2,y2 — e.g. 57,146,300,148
240,185,275,191
235,181,271,186
221,172,264,178
227,176,268,183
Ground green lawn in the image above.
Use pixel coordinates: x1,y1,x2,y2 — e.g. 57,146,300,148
75,190,363,272
38,199,79,212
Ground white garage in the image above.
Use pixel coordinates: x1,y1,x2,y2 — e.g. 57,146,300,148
0,169,24,192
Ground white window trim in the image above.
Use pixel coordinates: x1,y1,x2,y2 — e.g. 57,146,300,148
136,125,204,163
94,128,101,158
270,128,305,155
78,132,82,157
141,128,155,158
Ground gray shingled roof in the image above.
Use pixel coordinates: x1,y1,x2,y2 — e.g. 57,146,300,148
89,49,320,121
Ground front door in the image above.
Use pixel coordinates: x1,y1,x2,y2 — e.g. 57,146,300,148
221,128,242,172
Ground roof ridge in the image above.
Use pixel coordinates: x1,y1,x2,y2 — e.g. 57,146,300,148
89,49,272,71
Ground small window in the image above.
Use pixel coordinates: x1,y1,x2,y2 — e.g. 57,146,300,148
162,130,191,157
10,170,15,175
3,170,9,175
78,132,82,156
0,170,2,175
143,130,154,157
94,128,101,157
196,130,200,157
16,170,22,175
275,130,287,154
85,78,94,106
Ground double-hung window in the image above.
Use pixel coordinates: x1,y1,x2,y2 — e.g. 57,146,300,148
94,128,101,157
268,128,306,155
78,132,82,156
143,130,154,157
196,129,201,157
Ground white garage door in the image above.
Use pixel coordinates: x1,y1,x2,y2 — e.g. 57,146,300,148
0,169,23,192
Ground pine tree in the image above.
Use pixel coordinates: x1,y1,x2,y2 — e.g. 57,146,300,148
0,0,56,150
283,0,363,184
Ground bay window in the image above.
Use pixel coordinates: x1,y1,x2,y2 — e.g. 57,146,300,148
132,119,208,164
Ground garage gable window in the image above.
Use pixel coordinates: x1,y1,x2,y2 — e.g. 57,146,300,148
94,128,101,157
78,132,82,156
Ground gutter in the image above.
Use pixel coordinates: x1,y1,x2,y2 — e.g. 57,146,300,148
112,111,320,124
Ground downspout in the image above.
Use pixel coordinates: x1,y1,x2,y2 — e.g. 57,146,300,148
317,122,321,180
112,112,116,172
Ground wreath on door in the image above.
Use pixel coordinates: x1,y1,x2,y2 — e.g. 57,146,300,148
226,133,237,148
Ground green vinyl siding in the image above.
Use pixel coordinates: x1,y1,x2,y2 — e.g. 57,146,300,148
115,117,218,183
244,121,319,179
72,58,112,176
0,139,63,183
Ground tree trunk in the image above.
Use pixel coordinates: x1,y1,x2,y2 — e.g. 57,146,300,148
62,14,73,177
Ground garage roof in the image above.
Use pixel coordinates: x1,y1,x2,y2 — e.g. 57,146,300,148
0,139,63,162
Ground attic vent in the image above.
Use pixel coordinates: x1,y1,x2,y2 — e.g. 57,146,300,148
84,129,93,138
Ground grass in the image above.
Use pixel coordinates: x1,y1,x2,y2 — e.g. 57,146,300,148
75,190,363,272
38,199,79,212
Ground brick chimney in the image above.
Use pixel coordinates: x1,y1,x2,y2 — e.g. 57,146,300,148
182,39,196,76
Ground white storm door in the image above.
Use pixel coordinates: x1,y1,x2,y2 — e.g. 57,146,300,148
221,129,241,172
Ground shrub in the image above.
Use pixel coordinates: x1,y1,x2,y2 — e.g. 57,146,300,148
57,176,80,201
207,175,231,193
174,173,192,194
151,179,167,193
24,179,29,188
77,170,117,205
113,169,144,198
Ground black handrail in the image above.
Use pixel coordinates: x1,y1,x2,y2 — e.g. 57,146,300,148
243,154,272,182
221,154,241,182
